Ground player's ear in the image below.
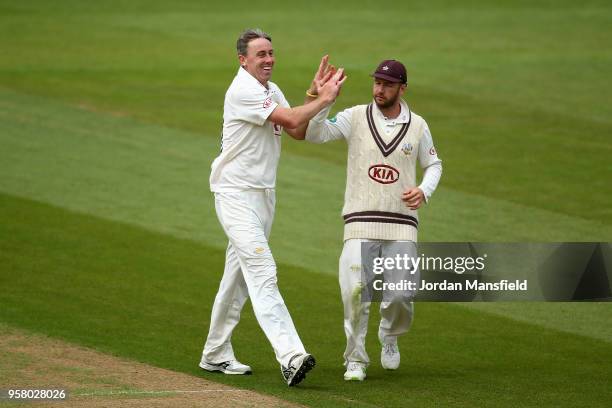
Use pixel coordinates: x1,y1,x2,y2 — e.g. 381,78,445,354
238,54,247,68
399,83,407,95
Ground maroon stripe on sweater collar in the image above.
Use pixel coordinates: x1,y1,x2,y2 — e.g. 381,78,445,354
366,103,411,157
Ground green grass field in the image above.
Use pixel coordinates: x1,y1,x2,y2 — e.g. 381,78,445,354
1,1,611,406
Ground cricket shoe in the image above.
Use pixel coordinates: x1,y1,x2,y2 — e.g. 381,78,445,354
381,342,400,370
199,359,252,375
281,353,316,386
344,362,367,381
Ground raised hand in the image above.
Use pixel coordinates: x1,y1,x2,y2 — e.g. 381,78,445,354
318,68,347,104
308,55,339,96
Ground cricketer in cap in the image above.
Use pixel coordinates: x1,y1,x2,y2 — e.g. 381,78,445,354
371,59,408,85
300,58,443,381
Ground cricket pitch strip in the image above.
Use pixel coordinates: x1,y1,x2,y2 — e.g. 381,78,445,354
0,324,300,407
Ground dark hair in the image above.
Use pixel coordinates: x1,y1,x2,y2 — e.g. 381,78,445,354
236,28,271,56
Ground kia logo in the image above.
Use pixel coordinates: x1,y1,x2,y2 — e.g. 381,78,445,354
368,164,400,184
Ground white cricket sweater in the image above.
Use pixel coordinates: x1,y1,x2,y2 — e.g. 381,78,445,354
305,100,442,242
342,103,426,241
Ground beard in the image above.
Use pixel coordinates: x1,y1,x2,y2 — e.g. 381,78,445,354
374,92,400,109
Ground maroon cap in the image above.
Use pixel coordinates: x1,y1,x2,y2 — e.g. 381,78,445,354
371,59,407,84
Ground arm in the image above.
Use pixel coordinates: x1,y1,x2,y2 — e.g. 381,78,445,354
268,98,330,129
304,105,352,144
280,57,346,139
285,56,336,140
418,163,442,202
269,68,345,129
402,124,443,209
284,93,322,140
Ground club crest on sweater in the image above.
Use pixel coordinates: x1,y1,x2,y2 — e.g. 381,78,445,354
401,142,413,156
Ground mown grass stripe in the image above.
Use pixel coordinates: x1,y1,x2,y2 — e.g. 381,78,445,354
1,192,611,407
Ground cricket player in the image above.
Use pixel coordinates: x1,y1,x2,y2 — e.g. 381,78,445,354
303,60,442,381
200,28,346,387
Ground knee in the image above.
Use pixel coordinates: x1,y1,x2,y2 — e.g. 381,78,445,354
341,280,364,300
385,292,413,306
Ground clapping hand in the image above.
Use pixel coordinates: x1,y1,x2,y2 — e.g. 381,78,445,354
308,55,346,98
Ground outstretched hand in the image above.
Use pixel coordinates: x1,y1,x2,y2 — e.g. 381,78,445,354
308,55,345,97
318,68,347,104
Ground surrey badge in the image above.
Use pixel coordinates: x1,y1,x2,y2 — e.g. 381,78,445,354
401,142,413,156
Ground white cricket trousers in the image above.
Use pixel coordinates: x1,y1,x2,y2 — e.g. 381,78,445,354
339,238,415,366
202,190,306,367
